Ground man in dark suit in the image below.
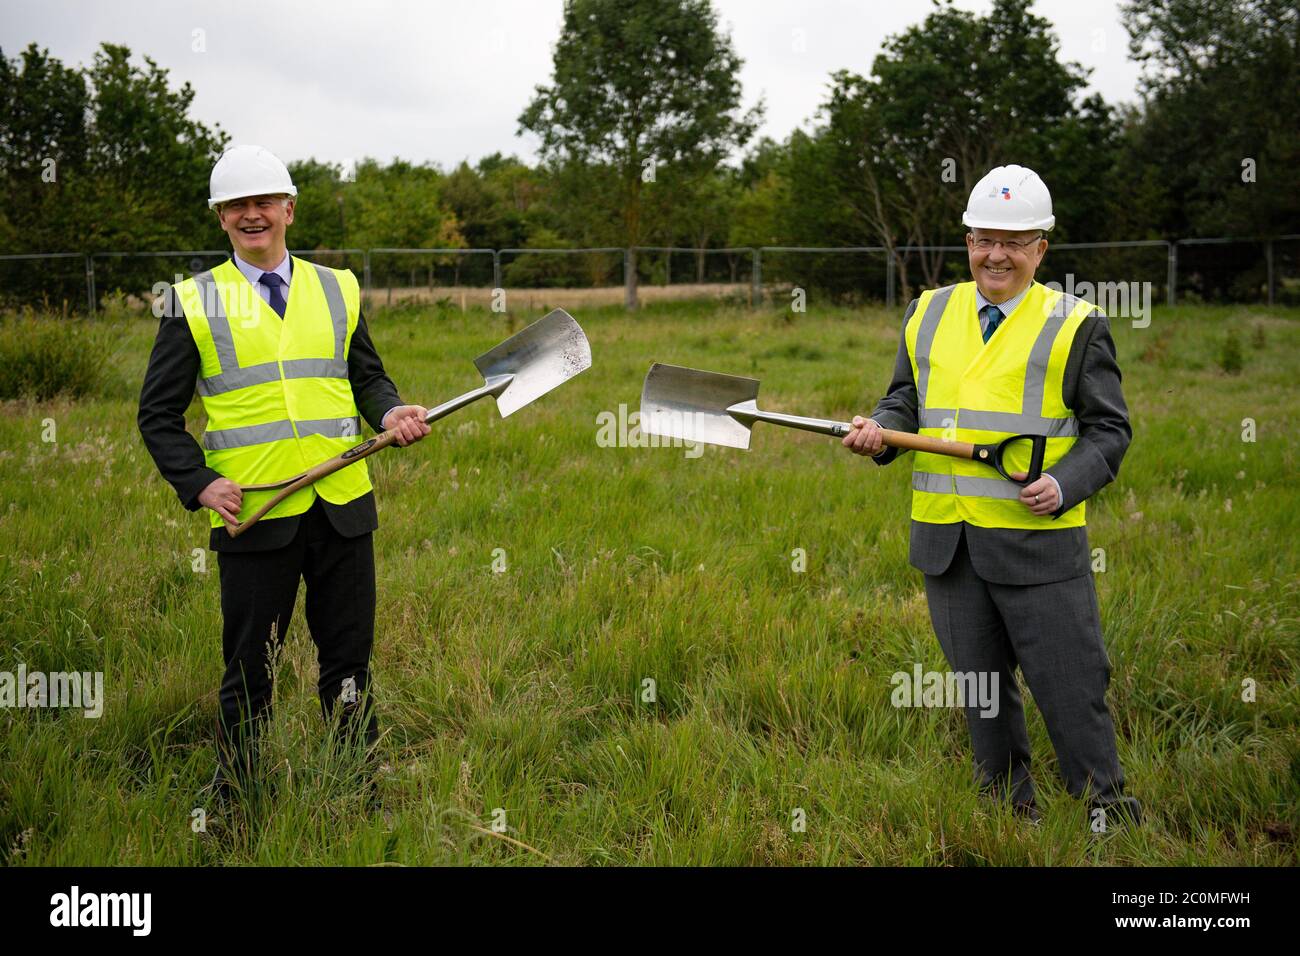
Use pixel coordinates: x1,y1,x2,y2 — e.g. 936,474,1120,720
138,145,430,801
842,165,1142,830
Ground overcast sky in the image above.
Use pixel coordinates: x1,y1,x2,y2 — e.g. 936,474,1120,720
3,0,1144,169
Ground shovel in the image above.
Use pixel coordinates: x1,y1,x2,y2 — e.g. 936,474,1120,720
226,308,592,538
639,362,1045,484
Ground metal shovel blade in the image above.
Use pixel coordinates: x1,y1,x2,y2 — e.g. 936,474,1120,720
473,308,592,417
640,362,760,449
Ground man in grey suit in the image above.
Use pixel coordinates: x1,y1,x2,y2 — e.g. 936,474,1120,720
843,165,1141,830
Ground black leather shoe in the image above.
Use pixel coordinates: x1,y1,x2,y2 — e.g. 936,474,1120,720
1088,796,1143,832
1013,802,1043,825
203,765,237,807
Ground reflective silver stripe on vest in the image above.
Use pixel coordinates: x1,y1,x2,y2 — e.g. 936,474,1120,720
197,362,281,397
281,357,348,380
1022,292,1085,421
918,407,1079,436
912,471,952,494
295,416,362,440
192,270,240,381
310,262,348,361
913,471,1023,501
193,263,350,394
203,419,296,451
913,285,955,412
918,407,957,429
203,416,362,450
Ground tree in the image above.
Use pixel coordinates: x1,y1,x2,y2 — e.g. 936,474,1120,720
518,0,760,308
80,44,228,252
1120,0,1299,242
286,159,348,251
0,43,89,267
0,42,226,307
789,0,1117,297
341,159,463,290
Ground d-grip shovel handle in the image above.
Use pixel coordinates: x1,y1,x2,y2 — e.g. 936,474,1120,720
739,408,1046,485
875,428,1046,485
970,433,1047,484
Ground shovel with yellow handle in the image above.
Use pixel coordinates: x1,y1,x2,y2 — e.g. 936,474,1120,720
638,362,1046,483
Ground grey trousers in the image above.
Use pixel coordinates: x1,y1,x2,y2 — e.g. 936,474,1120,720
924,527,1139,820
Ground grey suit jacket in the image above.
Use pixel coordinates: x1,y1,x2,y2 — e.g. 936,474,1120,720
869,283,1132,585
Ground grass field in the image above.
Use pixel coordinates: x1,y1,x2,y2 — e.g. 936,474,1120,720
1,297,1296,866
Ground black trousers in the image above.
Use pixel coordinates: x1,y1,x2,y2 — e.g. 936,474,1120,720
215,497,379,780
923,528,1140,823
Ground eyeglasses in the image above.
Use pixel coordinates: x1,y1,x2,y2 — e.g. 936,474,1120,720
970,235,1043,252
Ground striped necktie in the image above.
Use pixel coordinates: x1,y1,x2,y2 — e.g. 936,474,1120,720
981,304,1004,344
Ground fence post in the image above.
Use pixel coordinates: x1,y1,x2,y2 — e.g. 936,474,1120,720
751,248,762,307
1266,239,1275,306
1166,241,1177,308
85,254,96,316
885,251,895,309
624,248,637,311
492,250,501,292
363,250,371,311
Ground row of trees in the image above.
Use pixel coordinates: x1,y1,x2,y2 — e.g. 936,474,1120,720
2,0,1296,307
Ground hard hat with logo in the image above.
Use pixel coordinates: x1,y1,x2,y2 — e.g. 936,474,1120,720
962,164,1055,232
208,144,297,209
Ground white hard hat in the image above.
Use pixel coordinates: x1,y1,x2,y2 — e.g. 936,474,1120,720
208,144,297,209
962,164,1055,232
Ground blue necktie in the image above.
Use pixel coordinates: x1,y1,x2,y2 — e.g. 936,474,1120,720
981,304,1004,344
258,271,287,318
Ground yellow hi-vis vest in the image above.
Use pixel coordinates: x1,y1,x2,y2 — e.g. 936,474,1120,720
905,280,1095,530
173,257,372,528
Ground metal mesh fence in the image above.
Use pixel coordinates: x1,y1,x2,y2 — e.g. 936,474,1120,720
634,247,755,304
758,247,890,306
366,249,496,309
1173,237,1300,305
499,248,623,290
2,238,1296,315
91,251,229,312
1271,236,1300,306
0,253,89,314
86,249,365,314
1038,241,1171,303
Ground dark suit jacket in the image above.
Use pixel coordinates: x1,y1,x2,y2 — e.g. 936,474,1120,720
137,260,404,553
869,284,1132,585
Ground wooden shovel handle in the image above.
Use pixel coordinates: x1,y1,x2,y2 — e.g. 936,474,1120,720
876,427,1047,484
879,428,974,460
225,428,401,538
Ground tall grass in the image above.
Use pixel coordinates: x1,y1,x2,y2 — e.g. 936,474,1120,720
0,313,130,401
0,301,1296,865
